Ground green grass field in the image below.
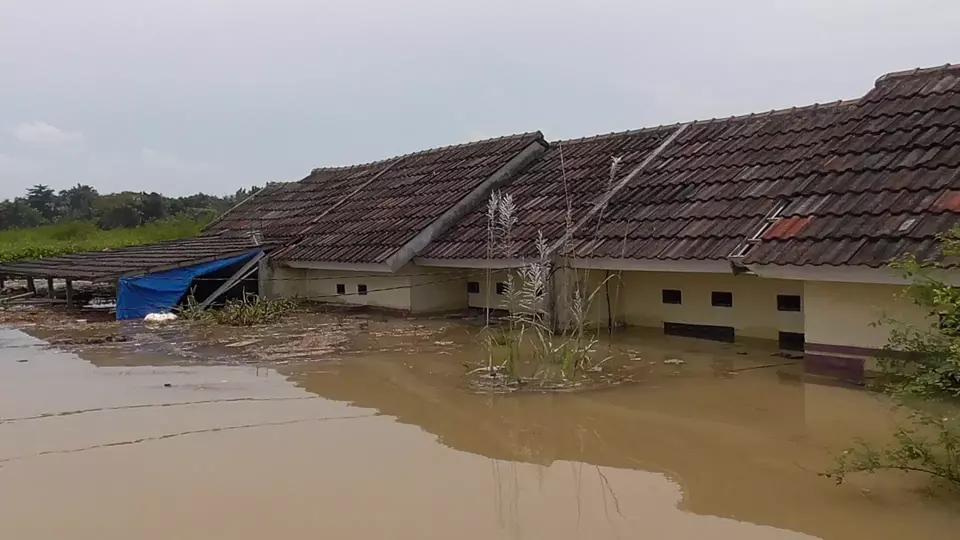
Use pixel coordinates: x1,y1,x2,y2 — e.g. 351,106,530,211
0,218,209,264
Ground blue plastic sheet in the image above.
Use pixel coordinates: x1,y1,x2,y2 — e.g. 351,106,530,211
116,251,260,321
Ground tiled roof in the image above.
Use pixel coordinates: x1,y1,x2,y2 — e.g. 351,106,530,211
209,163,384,240
208,63,960,270
571,103,855,263
275,133,547,264
0,235,267,282
743,65,960,266
421,127,674,259
463,63,959,269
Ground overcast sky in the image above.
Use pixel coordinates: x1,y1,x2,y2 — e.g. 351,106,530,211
1,0,958,199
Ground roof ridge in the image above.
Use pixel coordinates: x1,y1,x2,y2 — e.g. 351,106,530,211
875,63,959,87
310,131,545,175
549,100,857,147
553,124,677,145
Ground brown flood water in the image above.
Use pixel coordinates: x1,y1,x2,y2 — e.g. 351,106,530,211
1,314,958,539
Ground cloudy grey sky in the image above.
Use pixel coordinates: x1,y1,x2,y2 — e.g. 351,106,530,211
1,0,958,199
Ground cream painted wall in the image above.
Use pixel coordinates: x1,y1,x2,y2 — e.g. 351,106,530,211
617,271,804,340
410,266,471,313
467,270,515,311
265,262,413,311
554,269,804,340
803,281,932,349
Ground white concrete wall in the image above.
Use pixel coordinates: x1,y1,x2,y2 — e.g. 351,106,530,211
803,281,932,350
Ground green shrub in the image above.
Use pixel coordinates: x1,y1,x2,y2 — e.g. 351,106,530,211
178,293,295,326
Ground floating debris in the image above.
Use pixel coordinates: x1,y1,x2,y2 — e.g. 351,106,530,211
145,313,178,324
226,339,261,348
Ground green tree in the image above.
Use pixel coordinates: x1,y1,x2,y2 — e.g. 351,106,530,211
59,184,100,221
140,192,168,222
26,184,58,221
96,193,143,229
824,230,960,490
0,199,48,228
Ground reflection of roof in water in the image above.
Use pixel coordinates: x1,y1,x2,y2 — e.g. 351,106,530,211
9,317,942,539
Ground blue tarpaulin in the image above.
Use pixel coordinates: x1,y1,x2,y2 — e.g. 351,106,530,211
116,251,260,321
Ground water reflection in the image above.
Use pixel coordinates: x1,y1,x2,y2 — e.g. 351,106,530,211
2,320,959,540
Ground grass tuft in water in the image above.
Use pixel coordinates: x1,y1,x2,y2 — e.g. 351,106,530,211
178,293,296,326
471,155,624,391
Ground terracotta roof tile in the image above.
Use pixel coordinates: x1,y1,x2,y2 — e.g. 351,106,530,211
421,128,674,260
275,133,546,264
556,65,960,268
210,133,545,264
213,63,960,270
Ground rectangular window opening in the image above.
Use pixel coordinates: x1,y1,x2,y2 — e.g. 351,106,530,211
664,322,735,343
662,289,682,305
357,284,368,296
777,294,802,312
496,282,507,296
779,332,805,352
336,284,346,295
711,291,733,308
467,281,480,294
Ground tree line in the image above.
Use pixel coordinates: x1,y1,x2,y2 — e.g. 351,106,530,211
0,184,261,230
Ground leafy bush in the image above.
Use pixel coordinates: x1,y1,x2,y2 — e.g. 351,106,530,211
825,230,960,491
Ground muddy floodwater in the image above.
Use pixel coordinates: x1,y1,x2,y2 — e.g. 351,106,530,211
1,313,958,539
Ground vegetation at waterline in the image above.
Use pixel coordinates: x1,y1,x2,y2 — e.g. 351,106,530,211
824,230,960,490
178,293,296,326
0,217,210,264
0,183,261,263
473,156,624,389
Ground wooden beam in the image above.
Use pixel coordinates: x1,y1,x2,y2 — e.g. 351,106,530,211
0,291,34,304
65,280,74,308
47,278,55,299
26,277,36,296
198,252,266,310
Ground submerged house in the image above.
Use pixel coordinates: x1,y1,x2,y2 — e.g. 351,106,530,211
2,63,959,379
420,64,960,378
206,132,549,313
